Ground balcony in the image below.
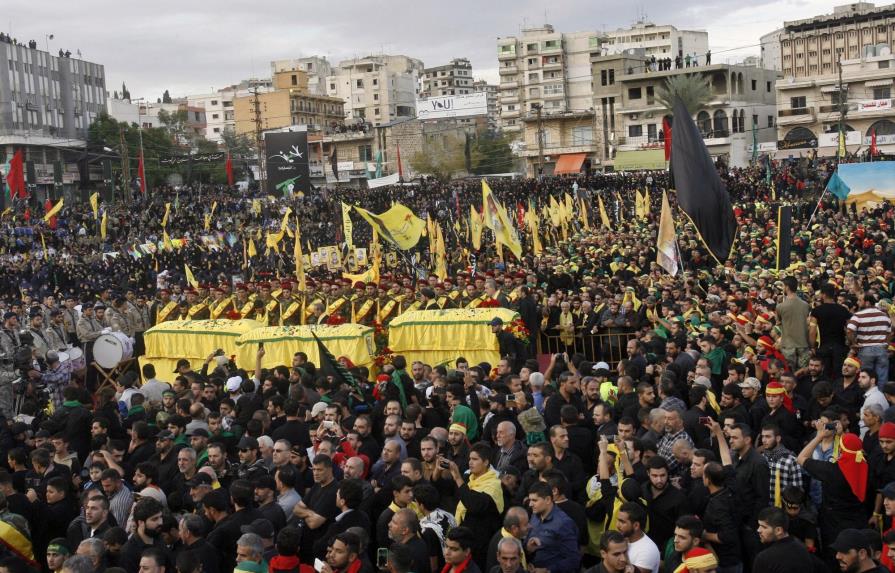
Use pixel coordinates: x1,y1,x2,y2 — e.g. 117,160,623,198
542,60,563,71
499,66,518,76
543,90,565,100
541,43,562,54
501,93,519,104
500,80,519,90
776,107,815,126
498,48,517,61
502,109,520,119
779,107,812,117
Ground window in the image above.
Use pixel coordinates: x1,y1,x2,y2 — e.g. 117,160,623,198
213,127,220,133
873,87,891,100
529,87,540,97
543,40,559,49
647,123,657,140
528,58,537,66
646,86,654,105
572,125,594,144
527,43,538,52
358,144,373,161
212,113,219,119
529,73,539,82
753,114,758,126
790,96,806,109
211,100,218,105
291,74,298,86
628,124,643,137
628,87,642,100
356,79,364,88
193,111,201,121
544,83,563,96
600,70,608,86
373,93,379,101
768,115,774,128
374,108,380,115
609,69,614,84
330,83,336,90
766,81,772,92
373,78,378,86
751,79,757,90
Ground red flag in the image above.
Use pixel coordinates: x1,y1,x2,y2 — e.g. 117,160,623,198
396,144,403,180
6,150,25,199
44,198,58,230
138,151,146,194
516,201,525,228
225,153,234,186
871,129,878,157
663,117,672,162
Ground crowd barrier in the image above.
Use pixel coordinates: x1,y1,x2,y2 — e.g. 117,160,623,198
537,331,639,369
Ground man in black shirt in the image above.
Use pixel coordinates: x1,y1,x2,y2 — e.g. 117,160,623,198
294,454,340,563
753,507,813,573
119,498,167,573
387,508,432,573
270,399,311,451
810,283,851,380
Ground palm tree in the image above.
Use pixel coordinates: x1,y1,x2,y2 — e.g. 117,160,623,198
656,74,712,116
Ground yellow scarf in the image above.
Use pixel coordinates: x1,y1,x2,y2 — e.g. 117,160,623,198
501,529,527,569
455,468,504,524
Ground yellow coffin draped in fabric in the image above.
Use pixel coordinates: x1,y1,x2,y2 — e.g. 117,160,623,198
141,319,262,378
388,308,519,368
235,324,376,370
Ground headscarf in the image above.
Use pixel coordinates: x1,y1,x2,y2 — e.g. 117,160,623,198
454,467,504,524
757,335,787,365
765,381,794,413
837,432,869,502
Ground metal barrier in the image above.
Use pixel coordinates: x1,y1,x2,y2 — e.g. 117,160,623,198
537,331,639,369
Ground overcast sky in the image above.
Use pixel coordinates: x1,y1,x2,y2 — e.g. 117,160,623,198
9,0,844,100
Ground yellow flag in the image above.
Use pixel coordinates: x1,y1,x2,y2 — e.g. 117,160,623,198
280,207,294,238
563,193,574,223
248,238,258,258
294,215,306,292
252,199,261,216
579,197,591,230
355,202,425,251
470,205,483,250
527,204,543,256
434,223,448,281
657,190,679,276
481,180,522,259
184,264,198,288
161,202,171,228
204,213,212,231
615,192,625,223
90,193,99,220
100,211,108,239
548,196,562,228
266,229,285,253
163,230,174,251
341,202,354,249
40,232,48,260
598,195,612,230
43,198,63,222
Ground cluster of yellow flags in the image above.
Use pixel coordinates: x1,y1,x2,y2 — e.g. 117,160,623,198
481,180,522,258
635,190,650,219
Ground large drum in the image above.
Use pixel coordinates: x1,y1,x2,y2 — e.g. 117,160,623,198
67,347,87,372
94,332,134,369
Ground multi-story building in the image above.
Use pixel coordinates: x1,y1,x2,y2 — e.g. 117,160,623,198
589,52,779,171
496,25,603,138
187,91,236,143
0,41,106,201
272,56,333,96
420,58,475,98
473,80,500,130
772,2,895,155
601,21,708,62
325,55,424,126
233,69,345,136
760,29,784,71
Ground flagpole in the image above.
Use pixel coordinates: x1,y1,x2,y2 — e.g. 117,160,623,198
807,186,828,228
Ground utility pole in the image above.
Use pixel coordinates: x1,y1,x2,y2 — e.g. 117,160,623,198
119,125,131,202
533,103,544,177
837,51,847,163
251,85,266,192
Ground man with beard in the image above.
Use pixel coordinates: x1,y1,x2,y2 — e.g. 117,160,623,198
119,497,167,573
544,371,584,429
753,507,813,573
149,430,181,491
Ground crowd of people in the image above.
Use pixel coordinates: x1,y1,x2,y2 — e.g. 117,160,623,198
0,155,893,573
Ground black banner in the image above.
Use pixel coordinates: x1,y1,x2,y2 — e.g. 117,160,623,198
776,205,792,271
265,131,310,196
777,138,818,150
159,152,226,166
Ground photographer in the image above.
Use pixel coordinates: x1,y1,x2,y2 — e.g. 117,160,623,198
27,350,71,412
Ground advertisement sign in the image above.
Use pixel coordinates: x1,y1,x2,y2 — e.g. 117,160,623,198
777,137,818,150
856,99,892,112
818,131,861,147
34,163,54,184
264,131,310,196
416,92,487,120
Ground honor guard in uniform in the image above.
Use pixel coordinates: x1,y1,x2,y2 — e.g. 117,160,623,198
321,282,350,323
302,281,327,324
154,290,180,324
40,295,56,326
132,292,152,355
209,285,234,320
233,284,255,319
308,301,328,325
419,287,441,311
352,282,379,326
279,282,303,326
258,283,278,326
77,303,104,388
187,289,211,320
442,279,461,308
174,300,192,321
0,311,21,418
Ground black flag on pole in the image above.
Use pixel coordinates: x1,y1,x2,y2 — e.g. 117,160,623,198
775,205,792,271
331,146,339,180
312,331,358,392
669,97,737,263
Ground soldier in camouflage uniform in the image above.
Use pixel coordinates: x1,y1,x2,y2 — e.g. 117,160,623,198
0,312,23,418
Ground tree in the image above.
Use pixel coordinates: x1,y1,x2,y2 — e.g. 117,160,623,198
157,108,190,146
656,74,712,116
409,134,467,183
162,90,172,104
121,82,130,101
220,129,253,158
471,131,516,174
113,90,119,100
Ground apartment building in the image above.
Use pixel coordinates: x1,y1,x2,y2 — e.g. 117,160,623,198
591,52,779,169
773,2,895,155
601,21,708,62
271,56,333,96
420,58,475,98
325,55,424,126
473,80,500,129
497,25,602,136
0,41,106,201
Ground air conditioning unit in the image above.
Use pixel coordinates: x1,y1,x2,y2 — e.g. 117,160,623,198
630,113,639,120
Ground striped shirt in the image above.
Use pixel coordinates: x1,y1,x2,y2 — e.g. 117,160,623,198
847,307,892,347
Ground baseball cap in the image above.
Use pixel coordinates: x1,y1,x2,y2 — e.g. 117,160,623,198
240,518,275,539
156,430,175,441
237,436,259,450
829,528,872,553
310,402,327,418
489,317,504,327
173,358,191,372
881,482,895,500
185,473,213,488
253,475,276,490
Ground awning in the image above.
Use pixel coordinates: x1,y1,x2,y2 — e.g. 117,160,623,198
865,79,893,87
553,153,587,175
